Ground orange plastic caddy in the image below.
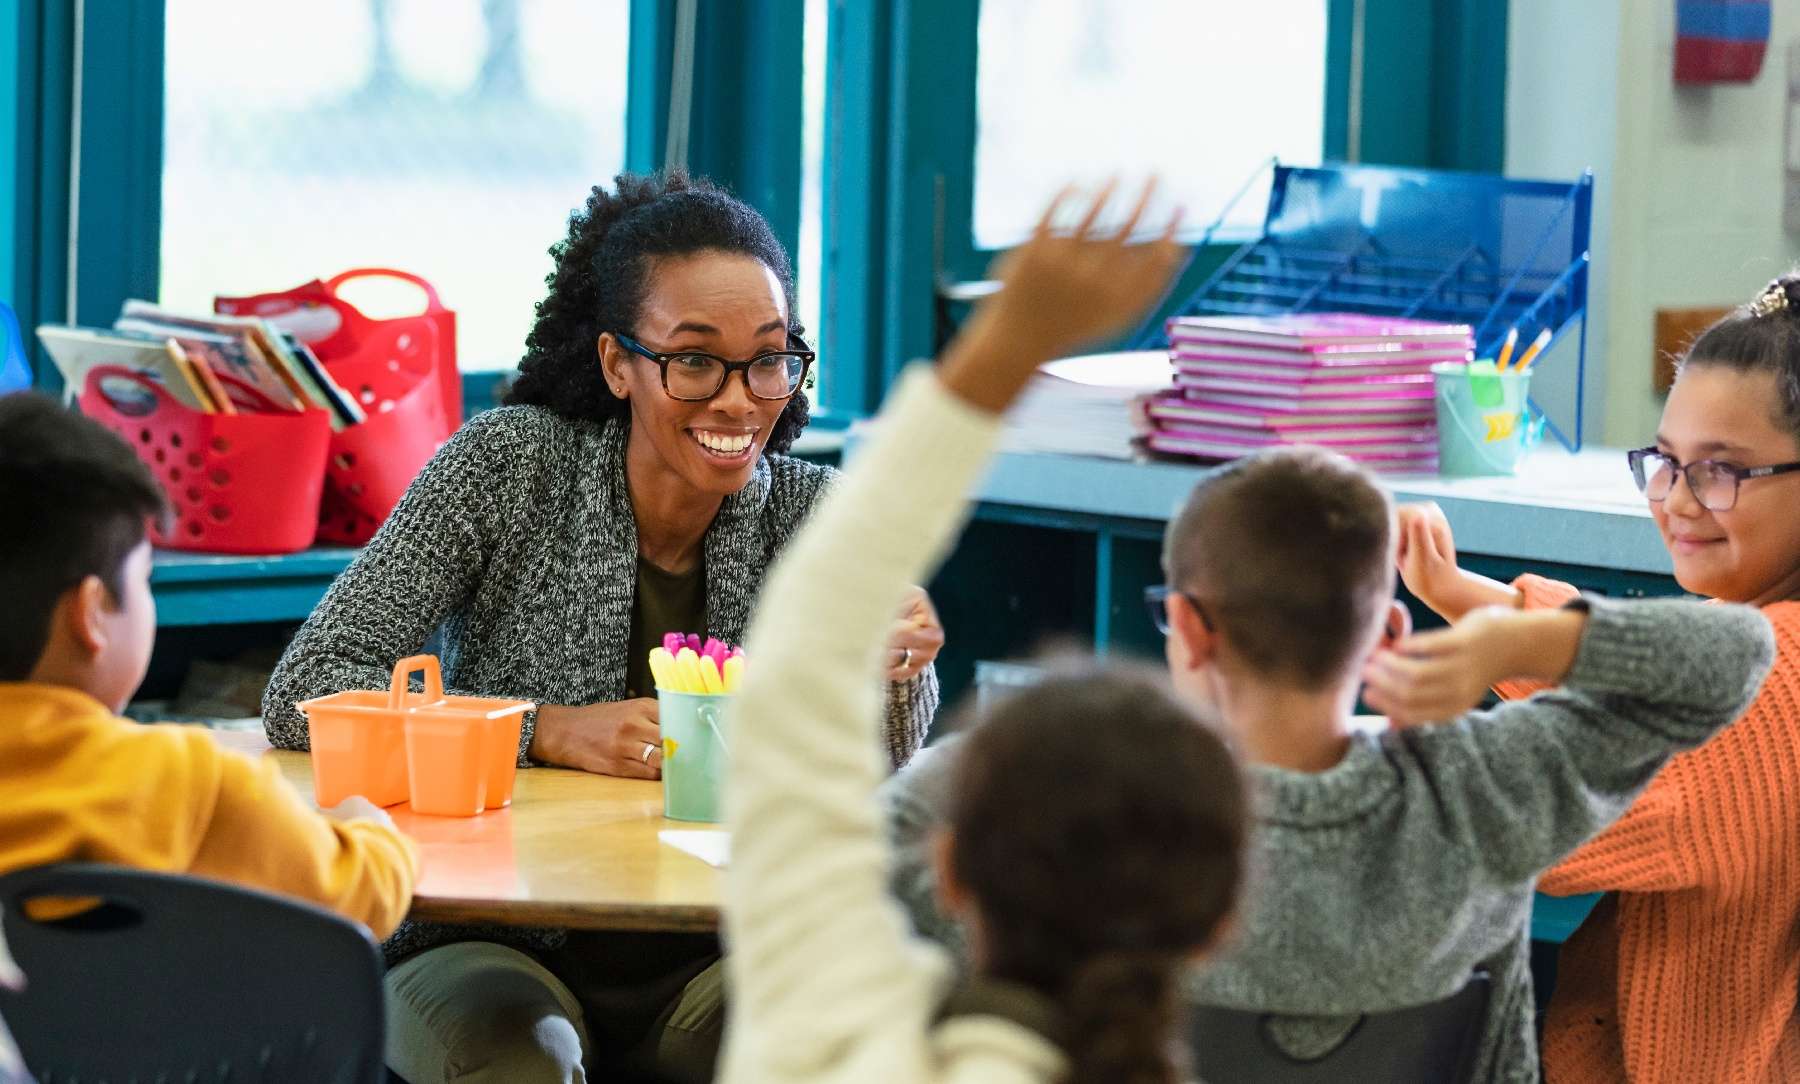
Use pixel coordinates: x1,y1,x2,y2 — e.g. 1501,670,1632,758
298,655,534,816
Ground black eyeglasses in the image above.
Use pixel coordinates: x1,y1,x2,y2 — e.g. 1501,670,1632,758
1626,446,1800,512
613,333,814,402
1144,585,1213,635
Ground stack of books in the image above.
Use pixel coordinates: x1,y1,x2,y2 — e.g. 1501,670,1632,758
1000,350,1173,460
37,301,363,429
1143,313,1474,472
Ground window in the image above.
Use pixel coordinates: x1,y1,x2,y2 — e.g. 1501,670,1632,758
160,0,630,372
972,0,1327,249
797,0,828,403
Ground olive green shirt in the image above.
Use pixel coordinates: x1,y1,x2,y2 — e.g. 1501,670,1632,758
625,555,708,699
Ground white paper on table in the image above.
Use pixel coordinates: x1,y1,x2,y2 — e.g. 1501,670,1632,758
660,829,731,868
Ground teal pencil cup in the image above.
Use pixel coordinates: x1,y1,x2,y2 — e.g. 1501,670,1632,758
657,690,733,823
1432,360,1541,477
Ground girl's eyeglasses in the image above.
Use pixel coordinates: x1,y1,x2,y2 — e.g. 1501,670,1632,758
1626,446,1800,512
613,333,814,402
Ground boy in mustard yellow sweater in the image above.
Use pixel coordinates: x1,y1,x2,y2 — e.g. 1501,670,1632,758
0,393,418,941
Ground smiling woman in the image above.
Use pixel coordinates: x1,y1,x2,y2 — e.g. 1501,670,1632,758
258,172,944,1082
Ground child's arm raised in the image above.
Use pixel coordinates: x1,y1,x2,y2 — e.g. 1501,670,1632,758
721,182,1184,1081
1395,503,1521,620
1362,595,1773,885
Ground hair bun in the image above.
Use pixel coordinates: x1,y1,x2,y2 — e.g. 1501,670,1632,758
1749,272,1800,318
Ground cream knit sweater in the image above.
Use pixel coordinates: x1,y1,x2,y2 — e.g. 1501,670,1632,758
722,368,1066,1084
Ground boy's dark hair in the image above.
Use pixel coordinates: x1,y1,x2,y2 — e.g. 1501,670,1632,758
0,393,167,679
948,659,1248,1084
506,170,812,453
1164,446,1394,691
1679,272,1800,440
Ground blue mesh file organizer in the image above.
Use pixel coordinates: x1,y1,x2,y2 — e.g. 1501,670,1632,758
1134,163,1593,450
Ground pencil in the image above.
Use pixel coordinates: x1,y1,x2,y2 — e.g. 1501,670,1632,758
1515,328,1554,372
1495,327,1519,372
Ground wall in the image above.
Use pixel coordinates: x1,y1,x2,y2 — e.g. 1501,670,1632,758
1511,0,1800,447
1505,0,1622,446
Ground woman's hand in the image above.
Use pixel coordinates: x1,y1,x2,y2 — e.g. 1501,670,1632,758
941,179,1187,414
1395,502,1520,621
1361,606,1587,726
886,586,945,682
530,699,663,779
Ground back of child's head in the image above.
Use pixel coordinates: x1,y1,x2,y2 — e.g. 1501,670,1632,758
947,659,1248,1084
1163,445,1394,691
1680,273,1800,442
0,393,166,680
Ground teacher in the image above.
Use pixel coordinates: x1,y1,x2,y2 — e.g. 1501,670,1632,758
261,172,943,1082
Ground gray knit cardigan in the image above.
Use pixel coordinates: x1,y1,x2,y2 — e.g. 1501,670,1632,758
262,404,939,959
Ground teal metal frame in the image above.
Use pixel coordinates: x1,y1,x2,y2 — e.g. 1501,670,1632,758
2,0,163,391
821,0,1509,420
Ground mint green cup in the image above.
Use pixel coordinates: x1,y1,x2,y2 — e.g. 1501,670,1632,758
657,690,732,823
1432,360,1537,477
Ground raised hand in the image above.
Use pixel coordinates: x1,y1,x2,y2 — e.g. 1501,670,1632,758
1395,502,1520,621
941,178,1187,414
1361,606,1587,726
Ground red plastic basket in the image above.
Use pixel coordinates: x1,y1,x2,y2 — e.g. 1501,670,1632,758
216,267,461,426
80,365,330,555
313,321,449,546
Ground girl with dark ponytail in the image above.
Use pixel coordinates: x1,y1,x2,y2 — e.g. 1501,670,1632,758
1395,272,1800,1082
946,668,1246,1084
722,182,1248,1084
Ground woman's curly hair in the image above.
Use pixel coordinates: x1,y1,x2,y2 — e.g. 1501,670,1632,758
507,171,812,453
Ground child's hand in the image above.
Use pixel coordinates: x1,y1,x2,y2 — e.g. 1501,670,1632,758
940,179,1187,413
1362,606,1587,726
325,795,397,832
1395,502,1520,621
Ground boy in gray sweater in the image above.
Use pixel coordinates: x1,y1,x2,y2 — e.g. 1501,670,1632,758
882,445,1774,1083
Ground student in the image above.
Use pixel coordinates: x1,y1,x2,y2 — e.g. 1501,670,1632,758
1397,275,1800,1083
723,184,1251,1084
884,443,1775,1081
0,394,418,941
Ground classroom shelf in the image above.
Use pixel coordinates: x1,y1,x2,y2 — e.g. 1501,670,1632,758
913,443,1682,712
150,547,359,627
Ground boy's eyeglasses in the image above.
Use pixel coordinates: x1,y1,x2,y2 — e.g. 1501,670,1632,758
1626,446,1800,512
613,333,815,402
1144,585,1213,635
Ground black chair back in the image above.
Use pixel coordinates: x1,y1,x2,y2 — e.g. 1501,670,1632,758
0,863,385,1083
1190,971,1491,1083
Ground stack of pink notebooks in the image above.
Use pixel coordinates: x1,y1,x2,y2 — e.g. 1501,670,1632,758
1144,313,1474,472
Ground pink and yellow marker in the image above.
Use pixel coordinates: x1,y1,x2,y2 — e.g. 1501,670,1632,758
650,632,746,694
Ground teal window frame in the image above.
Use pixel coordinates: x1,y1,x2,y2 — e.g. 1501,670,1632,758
3,0,805,402
5,0,1501,419
820,0,1508,418
4,0,164,393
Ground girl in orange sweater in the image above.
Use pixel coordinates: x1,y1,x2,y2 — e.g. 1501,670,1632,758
1397,275,1800,1082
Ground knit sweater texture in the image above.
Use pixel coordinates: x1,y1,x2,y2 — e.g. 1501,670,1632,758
262,404,937,961
1510,574,1800,1084
884,595,1775,1084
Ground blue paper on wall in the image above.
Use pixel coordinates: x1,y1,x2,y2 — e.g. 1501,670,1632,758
0,301,29,395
